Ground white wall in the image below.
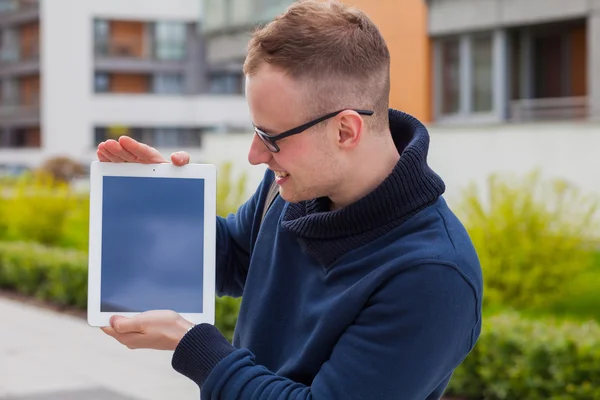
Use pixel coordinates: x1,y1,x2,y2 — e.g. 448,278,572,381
427,121,600,207
160,121,600,205
90,95,250,127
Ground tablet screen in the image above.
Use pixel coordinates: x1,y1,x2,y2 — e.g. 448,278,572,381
100,176,205,314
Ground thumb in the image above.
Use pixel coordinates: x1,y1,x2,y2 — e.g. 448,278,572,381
111,315,143,333
170,151,190,166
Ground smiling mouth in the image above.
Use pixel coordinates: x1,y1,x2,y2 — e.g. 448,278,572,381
274,170,289,178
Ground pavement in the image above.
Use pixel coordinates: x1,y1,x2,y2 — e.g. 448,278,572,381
0,296,200,400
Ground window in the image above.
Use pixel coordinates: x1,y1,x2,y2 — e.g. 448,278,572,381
153,22,187,61
94,126,203,148
94,73,110,93
471,35,493,112
208,72,244,94
440,39,460,115
0,126,41,148
152,73,184,94
0,28,19,62
1,79,19,106
94,19,110,56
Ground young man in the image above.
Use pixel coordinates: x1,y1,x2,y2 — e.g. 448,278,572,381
98,1,483,398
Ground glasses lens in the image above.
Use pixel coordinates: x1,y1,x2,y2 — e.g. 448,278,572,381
255,129,278,152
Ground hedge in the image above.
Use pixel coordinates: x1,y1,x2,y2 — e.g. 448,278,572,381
2,241,600,399
445,313,600,400
0,241,240,340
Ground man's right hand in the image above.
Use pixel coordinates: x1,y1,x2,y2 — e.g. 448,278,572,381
97,136,190,166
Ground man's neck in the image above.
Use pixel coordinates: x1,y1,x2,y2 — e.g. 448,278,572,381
329,136,400,210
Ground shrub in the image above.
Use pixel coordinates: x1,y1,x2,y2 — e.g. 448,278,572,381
216,161,248,218
0,241,88,308
0,241,240,340
446,312,600,400
214,161,248,340
0,173,80,247
457,170,600,309
37,156,85,184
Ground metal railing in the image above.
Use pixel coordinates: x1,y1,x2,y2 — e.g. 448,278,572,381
509,96,588,122
94,37,187,60
0,40,39,63
0,0,38,14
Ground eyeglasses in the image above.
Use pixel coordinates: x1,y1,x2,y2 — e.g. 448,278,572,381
253,109,374,153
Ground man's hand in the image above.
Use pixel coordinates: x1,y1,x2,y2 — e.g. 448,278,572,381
97,136,190,166
101,310,194,351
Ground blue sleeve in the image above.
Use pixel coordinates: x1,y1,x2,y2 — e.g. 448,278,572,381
172,263,481,399
215,169,275,298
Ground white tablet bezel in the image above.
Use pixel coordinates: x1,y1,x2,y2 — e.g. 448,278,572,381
87,161,216,327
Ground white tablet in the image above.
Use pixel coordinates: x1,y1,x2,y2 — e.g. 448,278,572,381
87,161,216,327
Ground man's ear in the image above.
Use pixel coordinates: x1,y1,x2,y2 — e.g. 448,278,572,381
336,111,364,150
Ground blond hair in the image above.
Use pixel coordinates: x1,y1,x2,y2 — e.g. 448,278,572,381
244,0,391,133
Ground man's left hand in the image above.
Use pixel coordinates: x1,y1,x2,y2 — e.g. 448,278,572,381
101,310,194,351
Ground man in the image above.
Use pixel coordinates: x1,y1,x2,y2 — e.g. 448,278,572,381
98,1,483,399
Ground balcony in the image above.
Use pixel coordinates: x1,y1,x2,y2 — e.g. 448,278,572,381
0,0,39,26
94,37,187,74
0,95,40,126
0,40,39,77
510,97,588,122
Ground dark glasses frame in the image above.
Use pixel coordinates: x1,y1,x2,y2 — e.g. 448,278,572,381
253,109,374,153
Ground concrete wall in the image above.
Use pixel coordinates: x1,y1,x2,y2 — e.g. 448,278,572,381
427,0,590,36
182,121,600,208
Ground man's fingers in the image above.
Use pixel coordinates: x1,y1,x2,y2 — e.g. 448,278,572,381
104,140,139,163
97,149,111,162
98,147,125,163
170,151,190,166
119,136,166,163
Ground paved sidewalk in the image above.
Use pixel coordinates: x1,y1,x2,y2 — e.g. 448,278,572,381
0,297,199,400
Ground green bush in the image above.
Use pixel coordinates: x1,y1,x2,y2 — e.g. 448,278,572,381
0,241,88,308
446,312,600,400
213,161,248,341
0,172,89,249
457,170,600,309
0,241,241,340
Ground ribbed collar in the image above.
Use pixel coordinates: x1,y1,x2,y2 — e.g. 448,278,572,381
280,109,445,266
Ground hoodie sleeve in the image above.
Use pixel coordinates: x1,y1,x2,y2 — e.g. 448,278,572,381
172,263,481,399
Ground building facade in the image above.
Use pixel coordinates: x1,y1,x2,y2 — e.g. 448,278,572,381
0,0,250,171
426,0,600,124
196,0,600,203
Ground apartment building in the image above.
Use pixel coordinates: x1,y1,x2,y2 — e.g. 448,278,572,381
197,0,600,203
0,0,250,171
426,0,600,124
202,0,291,95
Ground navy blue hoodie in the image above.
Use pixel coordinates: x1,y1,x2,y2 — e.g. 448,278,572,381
172,109,483,400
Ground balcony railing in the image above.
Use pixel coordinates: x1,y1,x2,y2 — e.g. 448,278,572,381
0,0,38,14
0,40,39,63
509,96,589,122
94,37,187,61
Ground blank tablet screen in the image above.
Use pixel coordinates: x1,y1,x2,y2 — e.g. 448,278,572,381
100,176,205,314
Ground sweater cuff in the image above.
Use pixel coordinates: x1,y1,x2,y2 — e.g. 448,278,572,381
171,323,236,387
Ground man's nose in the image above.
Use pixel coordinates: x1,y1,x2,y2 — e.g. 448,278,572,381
248,133,273,166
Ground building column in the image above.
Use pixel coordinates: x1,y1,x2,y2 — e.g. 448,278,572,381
588,10,600,119
493,28,509,121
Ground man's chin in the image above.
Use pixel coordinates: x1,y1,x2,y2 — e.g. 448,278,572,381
278,188,310,204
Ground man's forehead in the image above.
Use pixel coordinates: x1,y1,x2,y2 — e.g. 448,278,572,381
247,68,308,131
